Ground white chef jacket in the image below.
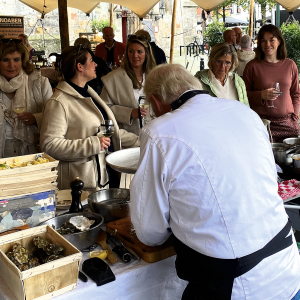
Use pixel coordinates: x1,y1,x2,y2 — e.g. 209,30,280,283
130,94,300,300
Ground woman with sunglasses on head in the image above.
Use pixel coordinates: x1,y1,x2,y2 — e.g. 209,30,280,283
40,45,139,191
195,42,249,106
243,25,300,142
100,35,157,135
0,39,52,158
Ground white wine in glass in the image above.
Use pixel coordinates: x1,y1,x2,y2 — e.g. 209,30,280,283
100,120,114,155
12,107,26,114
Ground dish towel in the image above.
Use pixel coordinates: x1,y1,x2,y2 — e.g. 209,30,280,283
278,179,300,201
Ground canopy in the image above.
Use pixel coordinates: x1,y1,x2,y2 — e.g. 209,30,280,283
19,0,229,19
218,17,249,26
19,0,100,14
275,0,300,12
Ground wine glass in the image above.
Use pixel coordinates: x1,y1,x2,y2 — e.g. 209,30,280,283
100,120,114,155
139,98,149,126
268,82,280,108
12,103,26,129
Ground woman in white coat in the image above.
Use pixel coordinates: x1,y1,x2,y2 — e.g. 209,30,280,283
100,35,157,135
0,39,52,158
40,45,139,191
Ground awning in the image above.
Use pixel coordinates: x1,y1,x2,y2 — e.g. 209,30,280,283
219,17,249,26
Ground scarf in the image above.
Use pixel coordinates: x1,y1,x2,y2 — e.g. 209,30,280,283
0,69,36,152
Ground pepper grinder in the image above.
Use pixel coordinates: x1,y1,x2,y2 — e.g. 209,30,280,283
69,177,84,213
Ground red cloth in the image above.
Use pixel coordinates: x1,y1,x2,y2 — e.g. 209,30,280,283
95,41,126,66
278,179,300,200
243,58,300,119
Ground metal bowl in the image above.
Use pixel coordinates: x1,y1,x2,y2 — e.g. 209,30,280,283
40,212,103,250
283,138,300,145
88,188,130,223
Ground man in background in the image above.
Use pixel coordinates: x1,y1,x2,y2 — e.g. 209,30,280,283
223,29,237,50
236,34,255,77
232,27,243,49
135,29,167,65
95,26,125,68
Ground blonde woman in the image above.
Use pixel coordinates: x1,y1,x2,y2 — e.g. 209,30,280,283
100,35,156,135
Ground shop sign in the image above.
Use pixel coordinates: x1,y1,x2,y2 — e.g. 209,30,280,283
0,15,24,38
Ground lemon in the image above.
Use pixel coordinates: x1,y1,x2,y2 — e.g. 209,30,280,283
89,250,108,260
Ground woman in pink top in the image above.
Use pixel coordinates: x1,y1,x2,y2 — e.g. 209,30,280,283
243,24,300,142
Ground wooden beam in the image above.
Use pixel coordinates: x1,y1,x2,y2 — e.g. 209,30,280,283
248,0,254,39
58,0,69,51
170,0,178,63
110,4,114,27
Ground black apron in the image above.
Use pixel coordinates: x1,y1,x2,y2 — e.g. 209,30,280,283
171,90,293,299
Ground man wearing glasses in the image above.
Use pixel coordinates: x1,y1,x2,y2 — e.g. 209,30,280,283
233,27,243,49
95,27,125,68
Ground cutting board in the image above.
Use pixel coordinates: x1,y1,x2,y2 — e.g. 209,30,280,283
106,217,176,263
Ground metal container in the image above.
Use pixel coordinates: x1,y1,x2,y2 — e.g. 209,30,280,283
88,188,130,223
283,137,300,145
293,154,300,168
40,212,103,250
271,143,298,164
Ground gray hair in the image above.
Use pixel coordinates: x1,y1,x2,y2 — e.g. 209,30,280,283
208,42,238,72
240,35,252,49
144,64,203,105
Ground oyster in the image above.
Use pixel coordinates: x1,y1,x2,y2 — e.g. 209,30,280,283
18,263,30,271
44,254,64,263
33,236,49,250
56,221,77,235
69,216,95,232
44,243,64,256
28,257,40,268
12,243,29,264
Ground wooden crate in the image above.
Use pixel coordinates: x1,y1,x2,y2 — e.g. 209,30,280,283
0,153,58,198
0,225,82,300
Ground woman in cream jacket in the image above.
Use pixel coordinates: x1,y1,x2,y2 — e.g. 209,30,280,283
100,35,156,135
40,45,139,191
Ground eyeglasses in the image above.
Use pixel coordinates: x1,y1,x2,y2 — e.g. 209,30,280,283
127,34,149,43
215,60,232,67
0,38,22,44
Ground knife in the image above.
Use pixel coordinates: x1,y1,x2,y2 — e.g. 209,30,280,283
106,232,132,263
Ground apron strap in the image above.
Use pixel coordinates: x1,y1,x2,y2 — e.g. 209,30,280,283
174,219,293,300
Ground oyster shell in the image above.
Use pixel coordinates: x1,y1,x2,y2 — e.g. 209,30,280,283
18,263,30,271
44,243,64,256
69,216,95,232
44,254,64,263
12,243,28,264
33,236,49,250
28,257,40,268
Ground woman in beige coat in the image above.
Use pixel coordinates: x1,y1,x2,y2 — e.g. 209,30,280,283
40,45,139,191
100,35,156,135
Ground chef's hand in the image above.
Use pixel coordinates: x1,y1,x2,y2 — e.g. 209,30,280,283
261,88,280,101
131,108,147,119
99,137,110,151
18,112,37,126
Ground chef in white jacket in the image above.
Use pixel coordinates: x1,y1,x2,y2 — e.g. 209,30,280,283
130,64,300,300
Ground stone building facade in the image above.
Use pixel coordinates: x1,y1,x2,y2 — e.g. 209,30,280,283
0,0,200,60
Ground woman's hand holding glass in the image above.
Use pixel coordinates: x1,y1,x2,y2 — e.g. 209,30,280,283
262,83,280,108
99,136,111,151
131,108,147,119
17,112,36,126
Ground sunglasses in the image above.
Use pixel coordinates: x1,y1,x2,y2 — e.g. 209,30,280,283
0,38,22,44
127,34,149,43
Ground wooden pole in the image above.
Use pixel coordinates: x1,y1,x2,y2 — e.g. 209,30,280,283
58,0,69,51
170,0,178,63
249,0,254,39
110,4,114,27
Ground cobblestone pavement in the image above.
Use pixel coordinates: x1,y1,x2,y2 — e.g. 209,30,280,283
168,50,209,76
